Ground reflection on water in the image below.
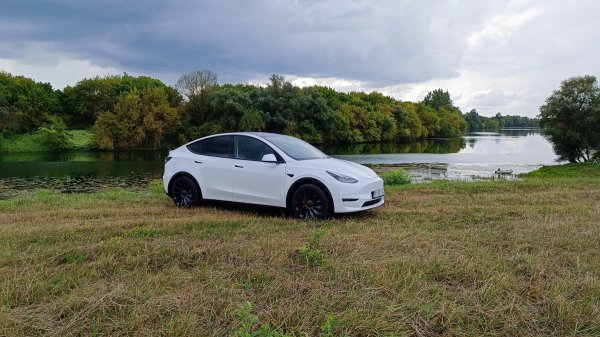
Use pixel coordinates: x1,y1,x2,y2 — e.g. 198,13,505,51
0,150,167,163
0,150,167,199
0,129,558,197
0,151,166,177
319,138,466,155
334,129,559,181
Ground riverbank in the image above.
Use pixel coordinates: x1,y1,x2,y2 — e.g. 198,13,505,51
0,130,93,152
1,164,599,335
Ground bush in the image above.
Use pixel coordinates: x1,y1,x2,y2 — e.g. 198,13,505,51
38,115,72,151
381,169,411,185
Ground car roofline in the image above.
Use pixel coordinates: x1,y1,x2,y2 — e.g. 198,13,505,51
179,132,296,162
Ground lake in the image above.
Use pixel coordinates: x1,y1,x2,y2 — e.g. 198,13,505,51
0,129,558,198
323,129,559,181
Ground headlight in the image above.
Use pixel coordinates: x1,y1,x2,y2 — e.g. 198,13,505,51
326,171,358,183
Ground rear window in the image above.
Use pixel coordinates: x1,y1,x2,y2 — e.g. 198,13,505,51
187,136,233,158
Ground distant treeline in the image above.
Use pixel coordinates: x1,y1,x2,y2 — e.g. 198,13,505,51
464,109,539,131
0,70,536,150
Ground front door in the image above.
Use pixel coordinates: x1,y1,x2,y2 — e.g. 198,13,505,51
231,136,287,207
188,135,233,201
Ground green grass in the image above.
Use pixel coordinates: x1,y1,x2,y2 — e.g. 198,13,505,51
1,164,599,335
521,162,600,178
68,130,94,150
0,129,93,152
0,132,47,152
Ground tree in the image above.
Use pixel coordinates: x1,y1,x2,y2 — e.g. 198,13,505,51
92,88,181,150
63,73,181,127
239,108,266,131
175,70,218,99
175,70,218,125
539,75,600,163
0,71,62,134
464,109,483,131
422,89,455,111
394,102,424,138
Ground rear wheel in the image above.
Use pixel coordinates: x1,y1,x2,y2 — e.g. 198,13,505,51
291,183,330,220
170,176,201,208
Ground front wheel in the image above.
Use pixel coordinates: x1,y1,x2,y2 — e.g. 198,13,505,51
291,183,330,220
170,176,201,208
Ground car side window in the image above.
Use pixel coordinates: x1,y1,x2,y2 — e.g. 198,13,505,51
235,136,277,161
187,136,233,158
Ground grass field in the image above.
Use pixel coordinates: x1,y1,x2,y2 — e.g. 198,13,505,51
0,130,93,152
1,164,599,336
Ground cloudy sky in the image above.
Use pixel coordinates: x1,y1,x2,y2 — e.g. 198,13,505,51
1,0,598,117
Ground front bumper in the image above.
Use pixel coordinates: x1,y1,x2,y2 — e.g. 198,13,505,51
329,176,385,213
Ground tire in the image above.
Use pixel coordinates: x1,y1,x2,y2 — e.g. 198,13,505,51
291,183,330,220
170,176,201,208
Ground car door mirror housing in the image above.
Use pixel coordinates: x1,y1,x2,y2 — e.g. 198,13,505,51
261,153,278,163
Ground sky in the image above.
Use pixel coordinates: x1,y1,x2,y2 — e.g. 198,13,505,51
1,0,598,117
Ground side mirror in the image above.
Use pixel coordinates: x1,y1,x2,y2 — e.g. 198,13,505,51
261,153,278,163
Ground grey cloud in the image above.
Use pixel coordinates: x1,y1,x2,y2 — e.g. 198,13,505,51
0,0,502,85
472,89,517,107
1,0,598,117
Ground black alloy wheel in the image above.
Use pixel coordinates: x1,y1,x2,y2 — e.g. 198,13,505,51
291,183,330,220
170,176,200,208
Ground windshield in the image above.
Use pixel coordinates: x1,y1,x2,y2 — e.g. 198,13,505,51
261,134,328,160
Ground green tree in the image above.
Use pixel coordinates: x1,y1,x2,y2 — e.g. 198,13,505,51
394,102,424,138
239,108,266,131
140,88,181,147
539,75,600,163
63,73,180,127
422,89,455,111
437,107,467,137
175,70,218,125
416,103,441,137
0,71,62,134
92,88,182,150
464,109,483,131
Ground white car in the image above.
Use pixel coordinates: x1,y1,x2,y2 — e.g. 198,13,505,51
163,132,384,219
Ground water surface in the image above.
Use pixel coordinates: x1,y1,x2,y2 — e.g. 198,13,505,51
0,129,558,198
326,129,558,180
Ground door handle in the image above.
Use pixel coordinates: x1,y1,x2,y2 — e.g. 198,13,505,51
194,161,202,164
235,164,244,168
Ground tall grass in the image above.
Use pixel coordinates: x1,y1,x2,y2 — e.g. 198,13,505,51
1,164,599,335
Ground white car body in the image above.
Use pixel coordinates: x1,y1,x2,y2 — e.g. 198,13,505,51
163,132,384,215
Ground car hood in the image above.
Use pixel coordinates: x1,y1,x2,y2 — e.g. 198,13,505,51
300,157,379,179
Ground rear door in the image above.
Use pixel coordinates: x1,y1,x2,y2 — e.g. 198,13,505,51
187,135,233,201
231,135,287,207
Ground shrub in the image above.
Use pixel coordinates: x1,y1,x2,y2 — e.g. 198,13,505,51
38,115,72,151
381,169,411,185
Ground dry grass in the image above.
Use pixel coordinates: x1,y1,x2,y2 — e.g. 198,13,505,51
1,166,600,336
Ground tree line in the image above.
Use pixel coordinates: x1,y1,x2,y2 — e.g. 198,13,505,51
1,70,536,151
463,109,539,131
